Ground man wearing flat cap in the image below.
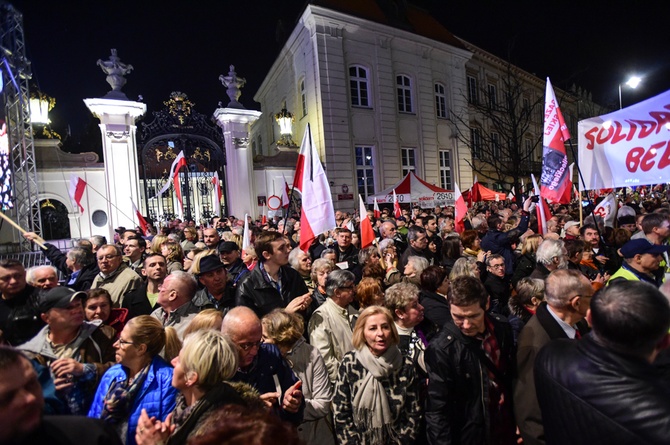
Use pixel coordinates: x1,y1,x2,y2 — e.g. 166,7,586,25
193,255,236,312
608,238,670,287
218,241,249,288
18,287,115,414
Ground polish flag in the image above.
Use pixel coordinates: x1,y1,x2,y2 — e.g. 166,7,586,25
261,205,267,225
281,174,291,209
212,171,222,216
532,174,553,236
559,163,575,204
293,123,336,253
157,150,187,211
540,78,571,204
131,198,148,235
69,174,86,213
359,195,375,248
454,182,468,233
242,213,251,252
393,189,401,218
373,197,381,219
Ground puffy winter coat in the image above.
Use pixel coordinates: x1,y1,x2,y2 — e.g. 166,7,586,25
88,355,178,445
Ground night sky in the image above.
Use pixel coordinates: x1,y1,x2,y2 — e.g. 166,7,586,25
10,0,670,140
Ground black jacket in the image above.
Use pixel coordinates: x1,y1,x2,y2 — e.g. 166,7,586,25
535,336,670,445
235,264,309,318
483,273,512,317
425,313,516,445
0,285,43,346
121,283,156,320
419,289,452,332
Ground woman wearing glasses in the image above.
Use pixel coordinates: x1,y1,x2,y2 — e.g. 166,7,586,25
88,316,179,445
135,329,259,445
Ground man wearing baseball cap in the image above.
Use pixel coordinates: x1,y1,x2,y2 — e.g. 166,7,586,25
218,241,249,287
608,239,670,287
17,287,115,415
563,220,581,240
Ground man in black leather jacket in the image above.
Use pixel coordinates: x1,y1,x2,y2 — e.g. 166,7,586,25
425,275,516,445
236,231,310,319
535,280,670,445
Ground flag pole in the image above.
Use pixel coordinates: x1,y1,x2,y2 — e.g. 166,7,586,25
85,183,137,223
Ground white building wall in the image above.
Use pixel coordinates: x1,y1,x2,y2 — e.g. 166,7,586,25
254,5,472,212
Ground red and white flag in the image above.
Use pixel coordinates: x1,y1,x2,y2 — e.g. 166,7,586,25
593,193,618,228
373,197,381,219
281,174,291,209
293,123,336,253
540,78,571,203
393,189,402,218
559,163,575,204
532,174,553,236
242,213,251,252
157,150,187,211
454,182,468,233
211,171,222,216
69,174,86,213
359,195,375,248
131,198,148,235
261,205,267,225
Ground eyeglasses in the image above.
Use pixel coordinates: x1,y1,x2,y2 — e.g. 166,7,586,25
489,263,505,269
97,254,120,261
117,339,135,347
237,340,263,351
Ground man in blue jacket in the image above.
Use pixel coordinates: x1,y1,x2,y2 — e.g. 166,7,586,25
481,197,532,277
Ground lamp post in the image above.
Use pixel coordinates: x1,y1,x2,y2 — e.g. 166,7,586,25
618,76,641,109
274,107,297,149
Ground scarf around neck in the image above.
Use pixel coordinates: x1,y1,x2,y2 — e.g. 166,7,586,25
352,344,403,443
101,363,151,424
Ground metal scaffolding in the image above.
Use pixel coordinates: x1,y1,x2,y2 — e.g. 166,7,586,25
0,3,41,251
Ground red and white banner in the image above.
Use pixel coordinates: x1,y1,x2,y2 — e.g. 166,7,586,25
69,174,86,213
578,88,670,190
131,198,148,235
540,78,571,203
212,171,222,216
358,195,375,249
293,123,336,252
373,197,381,219
454,182,467,233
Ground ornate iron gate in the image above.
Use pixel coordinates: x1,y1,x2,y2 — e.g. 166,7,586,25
139,92,226,225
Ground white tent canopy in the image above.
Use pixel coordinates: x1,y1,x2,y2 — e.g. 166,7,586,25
366,172,454,208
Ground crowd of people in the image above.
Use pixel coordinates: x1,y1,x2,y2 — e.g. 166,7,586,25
1,196,670,444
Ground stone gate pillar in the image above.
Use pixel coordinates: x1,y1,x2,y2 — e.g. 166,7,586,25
213,65,261,218
84,49,146,241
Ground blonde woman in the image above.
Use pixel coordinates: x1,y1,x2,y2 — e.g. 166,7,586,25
511,233,543,286
332,306,421,444
135,330,247,445
89,316,179,445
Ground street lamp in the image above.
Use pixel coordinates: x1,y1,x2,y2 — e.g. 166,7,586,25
274,107,297,149
30,91,52,124
618,76,641,109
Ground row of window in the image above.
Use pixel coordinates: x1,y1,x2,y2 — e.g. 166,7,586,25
356,146,452,200
349,66,449,118
470,128,535,162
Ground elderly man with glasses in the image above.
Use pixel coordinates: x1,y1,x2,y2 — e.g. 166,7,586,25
222,306,304,425
91,244,142,307
514,269,592,445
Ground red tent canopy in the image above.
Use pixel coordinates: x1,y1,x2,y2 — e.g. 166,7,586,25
462,182,507,202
